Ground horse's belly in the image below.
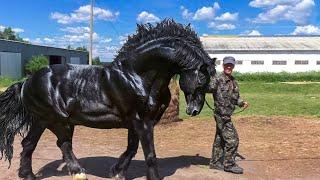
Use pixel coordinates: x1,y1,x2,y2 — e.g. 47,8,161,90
69,110,128,129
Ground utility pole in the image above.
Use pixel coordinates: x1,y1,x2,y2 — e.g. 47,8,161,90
89,0,94,65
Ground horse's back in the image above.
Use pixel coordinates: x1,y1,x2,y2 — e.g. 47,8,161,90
22,64,110,122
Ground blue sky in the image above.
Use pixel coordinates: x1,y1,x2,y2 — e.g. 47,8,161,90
0,0,319,61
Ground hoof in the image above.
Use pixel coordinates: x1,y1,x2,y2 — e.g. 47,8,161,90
73,173,87,180
109,165,125,180
20,173,36,180
113,174,125,180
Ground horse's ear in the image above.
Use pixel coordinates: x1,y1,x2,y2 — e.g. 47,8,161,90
207,58,217,76
211,58,217,65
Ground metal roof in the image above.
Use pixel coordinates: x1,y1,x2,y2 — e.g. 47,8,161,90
0,39,87,53
200,36,320,51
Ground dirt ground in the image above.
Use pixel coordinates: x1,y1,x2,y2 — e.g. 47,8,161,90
1,116,320,180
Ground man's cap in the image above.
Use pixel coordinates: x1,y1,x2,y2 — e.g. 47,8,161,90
223,56,236,65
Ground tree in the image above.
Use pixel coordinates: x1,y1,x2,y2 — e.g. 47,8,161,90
25,55,49,75
0,27,26,42
75,46,88,52
92,56,103,66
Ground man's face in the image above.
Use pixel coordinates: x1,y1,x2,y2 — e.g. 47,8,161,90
223,63,234,75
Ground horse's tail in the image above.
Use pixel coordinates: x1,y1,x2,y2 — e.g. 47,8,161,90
0,81,33,167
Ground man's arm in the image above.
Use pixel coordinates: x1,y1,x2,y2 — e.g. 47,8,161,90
235,81,249,108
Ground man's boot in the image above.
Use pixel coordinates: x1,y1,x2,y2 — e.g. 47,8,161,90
224,164,243,174
209,161,224,170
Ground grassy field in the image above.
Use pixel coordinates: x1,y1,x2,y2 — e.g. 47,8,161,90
233,71,320,82
180,82,320,119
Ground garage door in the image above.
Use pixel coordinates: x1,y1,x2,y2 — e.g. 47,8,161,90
70,57,80,64
0,52,22,79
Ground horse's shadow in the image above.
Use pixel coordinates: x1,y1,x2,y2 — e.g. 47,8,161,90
36,155,210,179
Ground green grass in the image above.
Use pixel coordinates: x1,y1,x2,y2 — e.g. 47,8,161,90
180,82,320,119
0,76,19,88
233,71,320,82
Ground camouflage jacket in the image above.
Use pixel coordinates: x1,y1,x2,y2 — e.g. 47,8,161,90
206,73,245,117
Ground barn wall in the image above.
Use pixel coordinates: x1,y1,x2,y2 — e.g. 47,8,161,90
209,53,320,73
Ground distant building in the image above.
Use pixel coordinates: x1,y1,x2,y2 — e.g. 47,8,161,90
200,36,320,73
0,39,88,79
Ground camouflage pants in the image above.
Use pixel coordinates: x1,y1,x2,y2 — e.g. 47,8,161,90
210,114,239,167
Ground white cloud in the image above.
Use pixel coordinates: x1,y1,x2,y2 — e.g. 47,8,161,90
137,11,160,23
208,22,236,30
29,29,115,61
216,24,236,30
215,12,239,21
250,0,315,24
291,25,320,35
119,34,129,45
60,26,90,34
181,2,220,21
193,2,220,21
43,37,55,43
248,30,262,36
23,38,30,42
100,37,112,43
181,6,193,19
249,0,301,8
0,25,5,31
12,28,24,33
51,5,119,24
240,30,262,36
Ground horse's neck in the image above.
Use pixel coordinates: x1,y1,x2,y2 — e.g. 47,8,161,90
108,56,174,95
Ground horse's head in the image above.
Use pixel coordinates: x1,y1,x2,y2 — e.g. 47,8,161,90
179,59,216,116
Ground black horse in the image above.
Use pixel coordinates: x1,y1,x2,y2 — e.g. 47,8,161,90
0,19,215,180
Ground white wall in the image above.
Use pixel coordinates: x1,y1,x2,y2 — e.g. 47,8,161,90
210,53,320,73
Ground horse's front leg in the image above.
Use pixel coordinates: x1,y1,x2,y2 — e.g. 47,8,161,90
133,118,160,180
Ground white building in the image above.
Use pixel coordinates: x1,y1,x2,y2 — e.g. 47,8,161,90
200,36,320,73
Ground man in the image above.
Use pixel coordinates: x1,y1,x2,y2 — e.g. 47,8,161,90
206,56,249,174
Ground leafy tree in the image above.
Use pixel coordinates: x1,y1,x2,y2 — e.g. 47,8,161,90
75,46,88,52
92,56,103,66
25,55,49,74
0,27,26,42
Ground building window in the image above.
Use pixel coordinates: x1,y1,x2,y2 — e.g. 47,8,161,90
216,60,221,65
236,60,243,65
317,61,320,65
251,60,264,65
295,60,308,65
273,60,287,65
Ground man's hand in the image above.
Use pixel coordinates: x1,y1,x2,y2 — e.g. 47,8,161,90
242,101,249,109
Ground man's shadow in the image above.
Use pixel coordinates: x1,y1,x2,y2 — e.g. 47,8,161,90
36,155,210,179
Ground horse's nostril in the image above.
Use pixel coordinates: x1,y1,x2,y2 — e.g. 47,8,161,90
192,110,198,116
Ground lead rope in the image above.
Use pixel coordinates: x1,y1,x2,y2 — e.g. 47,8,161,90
205,97,245,115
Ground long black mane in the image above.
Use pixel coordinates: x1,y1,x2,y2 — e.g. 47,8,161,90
115,19,211,69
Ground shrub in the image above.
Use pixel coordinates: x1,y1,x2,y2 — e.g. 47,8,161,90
25,55,49,74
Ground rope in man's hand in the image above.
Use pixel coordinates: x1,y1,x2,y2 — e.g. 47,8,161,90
204,98,249,115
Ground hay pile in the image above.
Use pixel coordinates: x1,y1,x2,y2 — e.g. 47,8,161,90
160,77,181,124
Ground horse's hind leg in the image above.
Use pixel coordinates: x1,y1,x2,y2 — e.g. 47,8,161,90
48,124,86,179
18,120,45,180
109,128,139,179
